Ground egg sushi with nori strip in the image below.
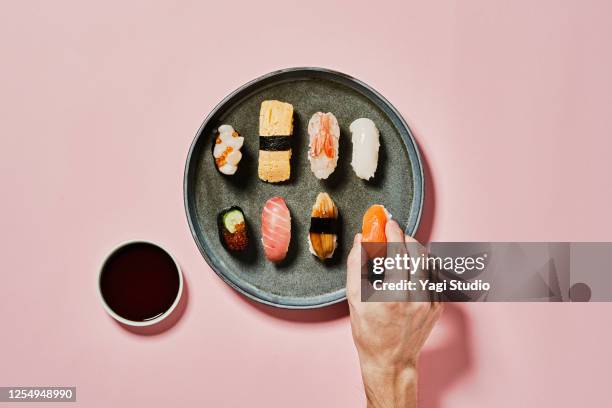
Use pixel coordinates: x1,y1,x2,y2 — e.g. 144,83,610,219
258,100,293,183
308,193,339,260
308,112,340,179
213,125,244,176
217,206,249,251
349,118,380,180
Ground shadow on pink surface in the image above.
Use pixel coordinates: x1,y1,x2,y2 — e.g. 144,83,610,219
413,134,435,245
418,304,474,408
245,296,350,323
410,127,473,407
115,280,190,336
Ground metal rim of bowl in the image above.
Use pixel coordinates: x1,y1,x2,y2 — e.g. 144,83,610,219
183,67,424,309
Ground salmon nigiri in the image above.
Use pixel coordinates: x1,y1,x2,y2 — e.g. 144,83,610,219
362,205,391,243
261,197,291,262
362,205,391,258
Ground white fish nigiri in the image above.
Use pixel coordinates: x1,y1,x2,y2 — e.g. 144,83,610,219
261,197,291,262
349,118,380,180
308,112,340,179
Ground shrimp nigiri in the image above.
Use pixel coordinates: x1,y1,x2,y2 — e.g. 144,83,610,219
308,112,340,179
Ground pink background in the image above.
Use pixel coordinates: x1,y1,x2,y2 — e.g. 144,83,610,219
2,1,611,407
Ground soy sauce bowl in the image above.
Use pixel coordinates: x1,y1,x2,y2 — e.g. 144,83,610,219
98,240,183,327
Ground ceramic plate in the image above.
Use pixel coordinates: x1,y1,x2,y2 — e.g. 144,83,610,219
184,67,423,309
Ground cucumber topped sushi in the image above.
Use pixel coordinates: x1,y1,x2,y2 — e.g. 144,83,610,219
217,206,249,252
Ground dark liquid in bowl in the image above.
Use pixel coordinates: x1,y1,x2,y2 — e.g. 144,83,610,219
100,242,180,322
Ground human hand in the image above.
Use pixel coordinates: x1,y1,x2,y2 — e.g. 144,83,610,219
346,219,442,408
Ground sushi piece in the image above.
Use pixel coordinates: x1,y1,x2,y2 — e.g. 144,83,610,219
212,124,244,175
261,197,291,262
349,118,380,180
362,204,391,243
217,206,249,251
308,112,340,179
258,100,293,183
308,193,339,260
361,204,391,258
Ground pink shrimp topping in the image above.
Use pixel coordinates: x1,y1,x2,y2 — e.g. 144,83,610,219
313,114,335,158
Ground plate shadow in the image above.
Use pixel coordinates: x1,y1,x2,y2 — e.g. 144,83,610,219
411,129,435,244
235,290,349,323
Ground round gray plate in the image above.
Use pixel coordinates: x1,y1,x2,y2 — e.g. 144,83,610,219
184,67,423,309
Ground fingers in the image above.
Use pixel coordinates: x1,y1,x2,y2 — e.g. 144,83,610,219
404,234,427,262
346,233,363,302
385,219,405,243
405,235,443,306
377,220,409,301
385,220,408,282
403,234,420,245
404,234,432,302
432,301,444,319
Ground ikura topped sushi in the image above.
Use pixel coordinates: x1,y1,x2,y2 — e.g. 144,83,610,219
217,206,249,251
213,125,244,175
308,112,340,179
261,197,291,262
349,118,380,180
308,193,339,260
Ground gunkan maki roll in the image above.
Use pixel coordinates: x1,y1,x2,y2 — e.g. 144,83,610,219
217,206,249,251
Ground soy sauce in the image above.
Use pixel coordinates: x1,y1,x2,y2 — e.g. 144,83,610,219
100,242,180,322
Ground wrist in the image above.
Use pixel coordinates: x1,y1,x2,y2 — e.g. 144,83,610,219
361,363,418,408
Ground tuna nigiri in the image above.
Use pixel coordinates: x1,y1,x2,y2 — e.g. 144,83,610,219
350,118,380,180
261,197,291,262
361,204,391,258
308,112,340,179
